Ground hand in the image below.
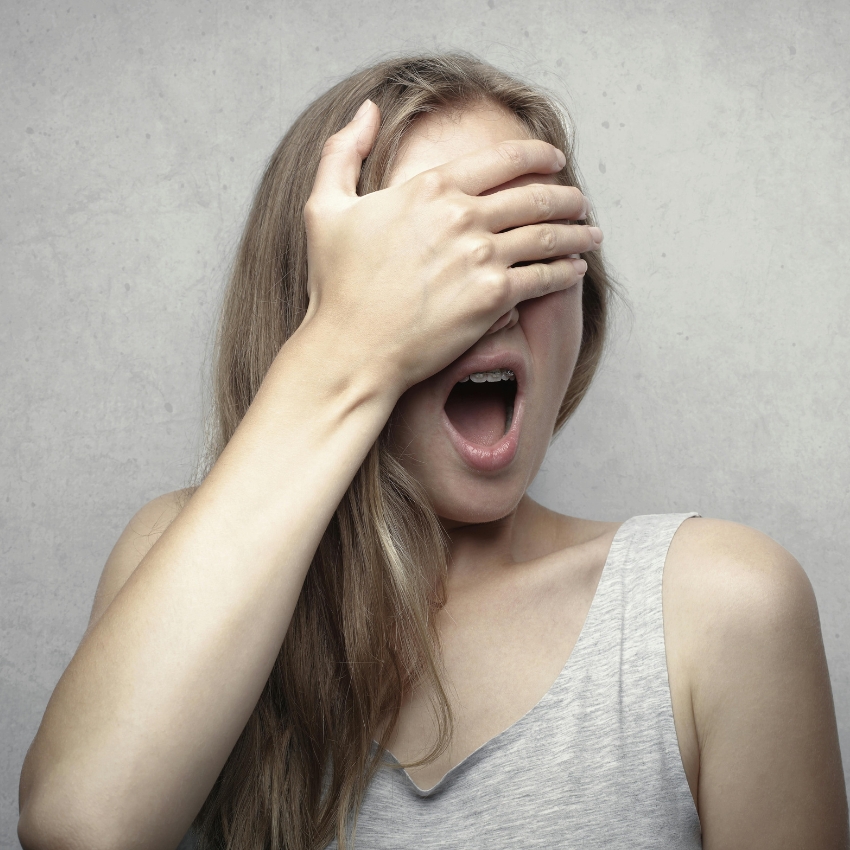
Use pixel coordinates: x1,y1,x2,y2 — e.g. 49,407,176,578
301,99,603,397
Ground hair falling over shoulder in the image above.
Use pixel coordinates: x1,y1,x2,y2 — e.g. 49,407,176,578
191,52,616,850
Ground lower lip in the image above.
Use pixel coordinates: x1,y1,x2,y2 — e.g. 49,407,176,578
441,393,524,473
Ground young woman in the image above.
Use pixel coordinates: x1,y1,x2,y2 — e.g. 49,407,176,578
18,54,848,850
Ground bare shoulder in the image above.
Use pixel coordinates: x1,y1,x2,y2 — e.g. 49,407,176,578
665,515,814,615
86,487,198,634
664,517,848,849
119,487,197,553
668,514,803,569
664,515,822,725
664,516,821,672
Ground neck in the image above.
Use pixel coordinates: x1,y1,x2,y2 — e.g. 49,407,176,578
441,495,566,587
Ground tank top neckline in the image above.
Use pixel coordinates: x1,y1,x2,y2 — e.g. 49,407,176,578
376,514,638,797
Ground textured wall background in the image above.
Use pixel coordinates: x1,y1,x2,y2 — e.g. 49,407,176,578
2,0,848,845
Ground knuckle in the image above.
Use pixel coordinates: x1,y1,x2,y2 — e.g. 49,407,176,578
529,187,552,219
469,236,495,265
534,261,554,292
417,170,450,197
538,224,557,254
495,142,525,169
446,202,475,233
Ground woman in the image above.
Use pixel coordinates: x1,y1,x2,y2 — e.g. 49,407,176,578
18,54,847,850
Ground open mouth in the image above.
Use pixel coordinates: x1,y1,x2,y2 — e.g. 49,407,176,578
444,369,517,447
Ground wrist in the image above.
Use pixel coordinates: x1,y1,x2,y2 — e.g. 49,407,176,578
278,313,404,418
197,315,401,555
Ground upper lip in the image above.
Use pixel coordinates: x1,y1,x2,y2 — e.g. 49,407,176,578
439,347,529,408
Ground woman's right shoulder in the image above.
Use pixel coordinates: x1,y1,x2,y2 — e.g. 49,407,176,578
128,486,197,526
85,487,198,634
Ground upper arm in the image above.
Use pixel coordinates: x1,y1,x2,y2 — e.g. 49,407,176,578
675,519,849,849
18,488,197,832
85,488,196,635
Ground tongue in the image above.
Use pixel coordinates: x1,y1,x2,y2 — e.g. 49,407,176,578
444,387,507,446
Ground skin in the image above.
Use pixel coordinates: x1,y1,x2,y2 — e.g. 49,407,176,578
18,100,848,850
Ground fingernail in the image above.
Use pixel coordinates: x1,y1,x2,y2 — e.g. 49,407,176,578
353,99,372,121
570,258,587,275
554,149,567,169
589,226,603,244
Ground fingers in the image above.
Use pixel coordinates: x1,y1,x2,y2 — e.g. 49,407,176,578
506,257,586,302
310,100,380,200
435,139,567,197
481,183,590,232
495,221,603,266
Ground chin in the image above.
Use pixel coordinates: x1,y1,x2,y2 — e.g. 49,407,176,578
436,500,522,527
417,465,532,528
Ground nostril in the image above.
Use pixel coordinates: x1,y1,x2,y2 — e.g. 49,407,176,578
486,309,513,335
487,307,520,335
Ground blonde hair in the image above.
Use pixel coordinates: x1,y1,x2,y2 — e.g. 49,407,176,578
192,52,616,850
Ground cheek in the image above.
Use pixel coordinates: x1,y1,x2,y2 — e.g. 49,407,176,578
519,283,583,377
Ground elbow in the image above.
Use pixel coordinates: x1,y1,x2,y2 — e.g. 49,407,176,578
17,808,61,850
18,793,120,850
18,784,192,850
18,811,74,850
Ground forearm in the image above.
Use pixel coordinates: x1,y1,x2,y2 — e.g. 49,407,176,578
19,320,396,849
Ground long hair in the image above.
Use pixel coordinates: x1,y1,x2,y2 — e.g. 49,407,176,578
192,52,617,850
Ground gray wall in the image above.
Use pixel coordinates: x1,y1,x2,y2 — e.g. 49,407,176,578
2,0,848,844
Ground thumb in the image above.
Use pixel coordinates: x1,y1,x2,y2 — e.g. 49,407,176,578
311,99,379,200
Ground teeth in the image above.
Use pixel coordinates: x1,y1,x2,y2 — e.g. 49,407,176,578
459,369,516,384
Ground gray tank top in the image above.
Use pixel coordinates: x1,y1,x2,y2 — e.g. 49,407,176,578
179,513,702,849
327,512,703,849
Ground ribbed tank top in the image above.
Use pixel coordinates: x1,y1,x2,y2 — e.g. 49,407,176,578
326,512,703,849
177,513,703,850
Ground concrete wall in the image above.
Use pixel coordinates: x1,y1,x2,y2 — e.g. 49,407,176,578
2,0,848,844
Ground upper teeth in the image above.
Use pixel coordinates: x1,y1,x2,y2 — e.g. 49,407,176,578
459,369,516,383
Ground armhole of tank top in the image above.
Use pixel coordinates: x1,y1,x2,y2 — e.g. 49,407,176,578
660,513,703,830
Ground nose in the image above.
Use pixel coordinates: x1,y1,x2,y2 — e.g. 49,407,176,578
485,306,520,335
